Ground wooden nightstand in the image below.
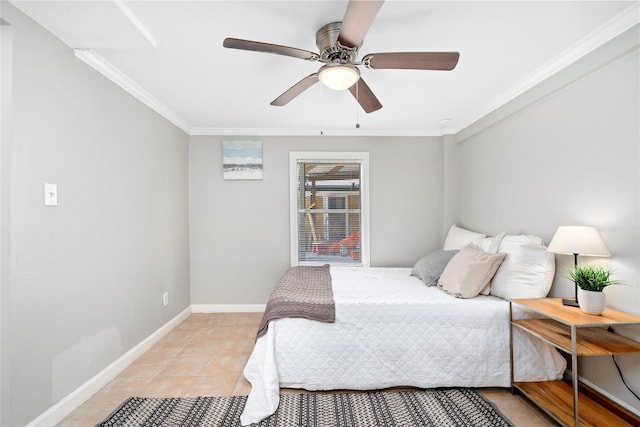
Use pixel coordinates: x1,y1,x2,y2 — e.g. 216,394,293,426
510,298,640,427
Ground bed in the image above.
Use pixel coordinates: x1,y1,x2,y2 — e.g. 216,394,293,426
240,227,568,425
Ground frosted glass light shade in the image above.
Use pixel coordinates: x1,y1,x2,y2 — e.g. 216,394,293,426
318,64,360,90
547,226,610,257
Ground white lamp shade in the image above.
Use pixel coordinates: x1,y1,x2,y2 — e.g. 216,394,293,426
547,226,610,257
318,64,360,91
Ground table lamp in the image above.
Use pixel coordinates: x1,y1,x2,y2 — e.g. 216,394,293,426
547,226,610,306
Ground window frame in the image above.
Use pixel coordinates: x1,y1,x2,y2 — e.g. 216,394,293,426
289,152,370,267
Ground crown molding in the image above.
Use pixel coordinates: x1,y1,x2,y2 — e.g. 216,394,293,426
189,127,442,137
454,2,640,135
74,48,191,134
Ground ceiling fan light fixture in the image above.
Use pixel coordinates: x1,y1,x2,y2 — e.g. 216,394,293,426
318,63,360,90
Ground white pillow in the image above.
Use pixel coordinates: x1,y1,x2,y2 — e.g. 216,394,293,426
490,235,555,300
443,225,486,250
477,231,507,254
476,231,507,295
438,245,507,299
501,234,544,247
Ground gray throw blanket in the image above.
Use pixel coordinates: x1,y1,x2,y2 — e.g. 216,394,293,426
256,264,335,339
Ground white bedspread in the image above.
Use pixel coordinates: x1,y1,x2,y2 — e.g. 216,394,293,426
240,267,566,425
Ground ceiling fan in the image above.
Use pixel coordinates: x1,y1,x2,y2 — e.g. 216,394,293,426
223,0,459,113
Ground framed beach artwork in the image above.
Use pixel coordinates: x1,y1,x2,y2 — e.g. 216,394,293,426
223,140,263,180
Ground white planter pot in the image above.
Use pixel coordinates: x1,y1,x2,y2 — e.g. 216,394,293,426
578,288,606,315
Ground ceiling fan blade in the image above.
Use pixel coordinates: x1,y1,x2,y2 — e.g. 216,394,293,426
223,38,320,61
348,78,382,113
338,0,384,48
362,52,460,70
271,73,320,106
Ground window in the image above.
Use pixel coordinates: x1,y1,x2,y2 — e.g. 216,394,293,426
290,152,369,267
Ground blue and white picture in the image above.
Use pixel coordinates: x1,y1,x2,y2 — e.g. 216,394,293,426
223,140,263,180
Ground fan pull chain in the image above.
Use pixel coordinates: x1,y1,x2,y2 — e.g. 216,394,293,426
320,83,324,135
355,81,360,129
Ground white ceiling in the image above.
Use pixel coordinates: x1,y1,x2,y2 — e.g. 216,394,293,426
10,1,639,136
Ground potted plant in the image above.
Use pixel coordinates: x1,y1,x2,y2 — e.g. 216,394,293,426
568,265,623,315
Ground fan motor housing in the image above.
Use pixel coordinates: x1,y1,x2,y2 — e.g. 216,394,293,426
316,22,359,63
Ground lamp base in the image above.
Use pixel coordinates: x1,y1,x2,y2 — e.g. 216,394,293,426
562,298,580,307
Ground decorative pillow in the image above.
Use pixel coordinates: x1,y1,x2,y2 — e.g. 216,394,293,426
438,245,507,299
443,225,486,250
490,235,555,300
410,249,459,286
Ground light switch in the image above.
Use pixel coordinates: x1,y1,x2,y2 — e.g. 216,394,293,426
44,183,58,206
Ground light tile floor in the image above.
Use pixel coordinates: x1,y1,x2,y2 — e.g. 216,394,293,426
57,313,558,426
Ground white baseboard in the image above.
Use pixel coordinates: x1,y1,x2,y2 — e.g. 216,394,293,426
191,304,266,313
26,304,264,426
26,307,192,427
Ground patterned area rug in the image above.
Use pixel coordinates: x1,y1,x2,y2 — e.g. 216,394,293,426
97,388,513,426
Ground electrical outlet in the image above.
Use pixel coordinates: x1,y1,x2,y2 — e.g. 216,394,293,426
162,292,169,307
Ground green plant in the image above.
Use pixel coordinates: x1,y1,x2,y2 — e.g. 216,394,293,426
568,265,623,292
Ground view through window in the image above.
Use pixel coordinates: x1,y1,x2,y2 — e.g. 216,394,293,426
294,159,364,266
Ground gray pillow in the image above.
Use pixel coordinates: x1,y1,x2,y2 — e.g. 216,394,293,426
410,249,459,286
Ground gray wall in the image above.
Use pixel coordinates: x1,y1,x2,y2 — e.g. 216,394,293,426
455,26,640,410
1,18,14,426
1,4,190,426
189,135,444,304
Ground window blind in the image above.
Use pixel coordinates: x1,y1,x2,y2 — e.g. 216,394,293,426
296,161,362,265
